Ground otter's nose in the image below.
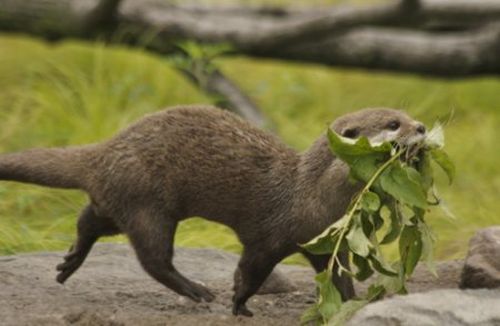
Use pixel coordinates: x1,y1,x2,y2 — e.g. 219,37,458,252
416,124,426,134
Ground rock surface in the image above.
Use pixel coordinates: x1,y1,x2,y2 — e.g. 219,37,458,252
0,243,462,325
461,226,500,289
347,288,500,326
257,268,297,294
0,243,315,326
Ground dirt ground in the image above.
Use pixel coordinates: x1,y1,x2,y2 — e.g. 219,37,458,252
0,243,463,326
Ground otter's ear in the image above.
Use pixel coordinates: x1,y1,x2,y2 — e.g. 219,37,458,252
341,127,359,139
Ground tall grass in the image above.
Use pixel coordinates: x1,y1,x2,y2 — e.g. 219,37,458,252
0,35,499,263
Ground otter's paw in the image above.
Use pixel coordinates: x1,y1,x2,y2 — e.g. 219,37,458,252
232,303,253,317
193,283,216,302
55,248,85,284
183,283,216,303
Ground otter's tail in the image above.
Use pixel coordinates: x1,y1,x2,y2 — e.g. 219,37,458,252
0,146,94,190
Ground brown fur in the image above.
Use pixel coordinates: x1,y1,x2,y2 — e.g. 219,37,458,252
0,105,425,316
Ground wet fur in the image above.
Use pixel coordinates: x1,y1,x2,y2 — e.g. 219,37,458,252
0,105,424,316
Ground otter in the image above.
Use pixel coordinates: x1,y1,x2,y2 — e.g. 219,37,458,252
0,105,426,316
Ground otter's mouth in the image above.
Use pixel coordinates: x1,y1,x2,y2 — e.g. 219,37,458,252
390,140,425,165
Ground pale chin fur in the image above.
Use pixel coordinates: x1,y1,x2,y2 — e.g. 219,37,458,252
368,130,400,146
404,134,425,146
369,130,425,147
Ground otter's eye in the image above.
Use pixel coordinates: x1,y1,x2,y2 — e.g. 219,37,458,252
386,120,400,131
342,128,359,139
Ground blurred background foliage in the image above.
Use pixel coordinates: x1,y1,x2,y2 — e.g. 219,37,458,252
0,26,498,264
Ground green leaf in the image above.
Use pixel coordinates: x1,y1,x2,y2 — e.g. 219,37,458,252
353,254,374,281
417,151,434,191
300,304,321,325
418,221,437,277
350,155,383,183
399,225,423,276
327,129,391,183
430,148,455,184
368,254,399,277
436,193,457,220
361,191,381,212
327,284,385,325
360,212,375,240
302,230,337,255
376,272,406,294
346,215,373,257
302,217,347,254
380,204,401,245
406,166,424,188
327,299,369,326
327,129,391,160
315,270,342,322
303,236,337,255
425,122,445,148
399,204,416,226
366,284,386,301
370,211,384,231
380,164,428,209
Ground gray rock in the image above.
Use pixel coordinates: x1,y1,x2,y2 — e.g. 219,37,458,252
258,268,297,294
0,243,468,325
461,226,500,289
353,259,463,295
347,288,500,326
0,243,314,326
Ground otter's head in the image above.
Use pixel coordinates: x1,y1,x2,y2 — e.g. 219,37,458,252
331,108,426,146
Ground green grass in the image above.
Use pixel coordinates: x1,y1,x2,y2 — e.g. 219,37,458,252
0,34,499,265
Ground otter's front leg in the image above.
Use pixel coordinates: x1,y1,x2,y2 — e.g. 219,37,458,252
302,251,355,301
232,248,283,316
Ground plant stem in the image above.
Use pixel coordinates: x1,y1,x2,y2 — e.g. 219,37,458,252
327,150,404,274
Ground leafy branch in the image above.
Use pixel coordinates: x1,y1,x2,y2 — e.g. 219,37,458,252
301,124,454,325
326,146,404,275
167,41,268,127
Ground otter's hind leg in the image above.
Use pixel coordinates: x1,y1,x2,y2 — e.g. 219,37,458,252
56,204,121,283
302,251,355,301
126,210,215,303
